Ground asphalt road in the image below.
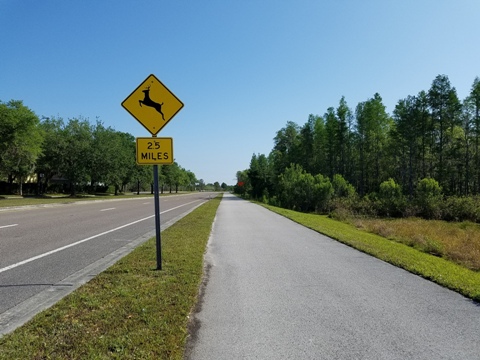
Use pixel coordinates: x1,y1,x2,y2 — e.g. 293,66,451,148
186,194,480,360
0,192,216,336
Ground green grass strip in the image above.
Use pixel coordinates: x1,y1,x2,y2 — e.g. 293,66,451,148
0,194,222,359
262,204,480,302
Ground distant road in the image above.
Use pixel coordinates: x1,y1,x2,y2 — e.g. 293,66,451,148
186,194,480,359
0,192,216,335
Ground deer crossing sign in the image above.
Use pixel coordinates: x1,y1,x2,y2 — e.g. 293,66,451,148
122,74,184,136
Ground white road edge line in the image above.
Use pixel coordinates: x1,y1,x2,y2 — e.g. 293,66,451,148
0,199,201,274
100,208,116,211
0,224,18,229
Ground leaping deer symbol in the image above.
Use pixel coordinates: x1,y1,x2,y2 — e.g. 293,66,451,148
139,85,165,121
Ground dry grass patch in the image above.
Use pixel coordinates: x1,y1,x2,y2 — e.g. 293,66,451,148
351,218,480,271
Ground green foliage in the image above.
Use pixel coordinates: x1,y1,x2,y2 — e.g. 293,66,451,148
277,164,332,212
416,177,442,198
0,100,43,194
355,93,392,195
271,121,301,176
248,153,273,199
233,170,250,196
236,74,480,222
377,178,405,217
415,178,443,219
130,165,153,193
87,122,137,194
277,163,304,210
197,178,206,192
186,171,198,191
428,75,462,194
313,173,334,212
331,174,356,199
328,175,358,219
442,196,480,222
37,117,64,185
58,118,94,196
1,102,199,196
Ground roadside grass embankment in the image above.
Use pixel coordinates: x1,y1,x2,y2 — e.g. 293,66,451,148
0,194,222,359
262,203,480,302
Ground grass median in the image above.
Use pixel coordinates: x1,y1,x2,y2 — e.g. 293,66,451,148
262,203,480,302
0,193,194,208
0,194,222,359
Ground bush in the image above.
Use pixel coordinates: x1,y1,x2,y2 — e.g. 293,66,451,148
332,174,356,199
313,174,333,213
268,195,280,207
277,164,302,210
377,178,405,217
261,188,269,204
277,165,334,213
328,198,356,221
352,194,378,217
442,196,480,222
415,178,443,219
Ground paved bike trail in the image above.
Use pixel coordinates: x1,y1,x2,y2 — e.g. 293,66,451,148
185,194,480,359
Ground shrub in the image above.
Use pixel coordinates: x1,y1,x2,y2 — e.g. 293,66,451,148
313,174,333,213
331,174,356,199
268,195,280,207
261,188,270,204
352,194,378,217
377,178,405,217
443,196,480,222
415,178,443,219
328,198,355,221
277,164,304,210
276,165,335,213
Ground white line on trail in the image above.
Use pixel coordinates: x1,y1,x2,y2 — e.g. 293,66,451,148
100,208,116,212
0,224,18,229
0,199,202,274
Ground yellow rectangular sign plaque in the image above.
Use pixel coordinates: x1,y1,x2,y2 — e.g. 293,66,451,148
136,137,174,165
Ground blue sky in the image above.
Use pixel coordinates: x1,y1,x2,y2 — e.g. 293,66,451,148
1,1,479,185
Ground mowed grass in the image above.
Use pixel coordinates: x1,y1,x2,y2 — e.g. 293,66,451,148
262,204,480,302
0,194,222,359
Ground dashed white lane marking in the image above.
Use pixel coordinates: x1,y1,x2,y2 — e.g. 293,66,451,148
0,224,18,229
0,199,202,274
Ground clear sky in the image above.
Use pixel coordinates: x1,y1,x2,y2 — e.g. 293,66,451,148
1,1,479,185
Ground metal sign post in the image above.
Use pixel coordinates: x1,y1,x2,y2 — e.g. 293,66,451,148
153,164,162,270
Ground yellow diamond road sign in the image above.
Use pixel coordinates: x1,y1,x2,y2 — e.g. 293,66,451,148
136,137,173,165
122,74,184,136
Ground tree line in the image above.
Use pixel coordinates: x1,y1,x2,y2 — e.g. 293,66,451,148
236,74,480,222
0,100,203,196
